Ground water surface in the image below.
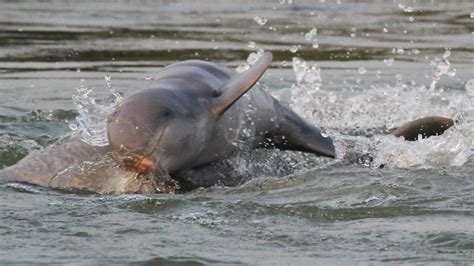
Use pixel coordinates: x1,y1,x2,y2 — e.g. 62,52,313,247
0,0,473,264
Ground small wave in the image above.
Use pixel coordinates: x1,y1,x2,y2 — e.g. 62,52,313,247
167,209,228,227
1,182,42,194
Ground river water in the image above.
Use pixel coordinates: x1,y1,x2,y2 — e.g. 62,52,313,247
0,0,473,264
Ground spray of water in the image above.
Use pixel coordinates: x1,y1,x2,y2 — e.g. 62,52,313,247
280,55,473,169
70,76,122,146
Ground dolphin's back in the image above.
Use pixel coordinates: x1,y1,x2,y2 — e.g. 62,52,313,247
150,60,235,95
162,60,235,80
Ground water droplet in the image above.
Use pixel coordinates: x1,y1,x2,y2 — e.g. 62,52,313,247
292,57,322,87
383,27,388,33
471,13,474,19
442,50,451,59
409,16,414,22
452,112,466,129
104,74,112,89
18,28,23,32
358,66,367,75
430,51,456,90
304,28,319,48
304,27,318,41
145,75,152,81
383,58,394,66
290,45,299,53
69,121,78,131
254,15,267,26
247,49,265,65
236,63,250,73
465,79,474,97
247,41,256,49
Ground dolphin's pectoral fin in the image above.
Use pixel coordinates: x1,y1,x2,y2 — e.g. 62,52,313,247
210,52,273,117
263,102,336,158
392,116,454,141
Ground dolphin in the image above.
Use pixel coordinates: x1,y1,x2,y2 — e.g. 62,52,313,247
0,52,456,193
0,52,336,193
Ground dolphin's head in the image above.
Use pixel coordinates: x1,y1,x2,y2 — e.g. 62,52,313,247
107,52,274,176
107,88,212,175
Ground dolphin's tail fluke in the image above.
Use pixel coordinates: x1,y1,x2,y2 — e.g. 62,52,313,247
392,116,454,141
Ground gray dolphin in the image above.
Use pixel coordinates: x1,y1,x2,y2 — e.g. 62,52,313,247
0,52,456,194
0,52,336,193
106,52,336,188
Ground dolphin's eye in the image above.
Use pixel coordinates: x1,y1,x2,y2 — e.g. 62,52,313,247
212,89,221,98
162,109,172,117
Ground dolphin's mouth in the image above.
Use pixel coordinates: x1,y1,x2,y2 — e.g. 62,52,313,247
121,153,156,174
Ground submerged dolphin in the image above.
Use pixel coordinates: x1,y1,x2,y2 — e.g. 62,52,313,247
0,52,335,193
0,52,454,194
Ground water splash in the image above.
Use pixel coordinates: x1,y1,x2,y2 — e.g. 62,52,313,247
253,15,267,26
383,58,394,66
333,120,473,169
429,50,456,91
465,79,474,97
70,77,122,146
236,44,265,73
304,27,319,48
289,45,299,53
271,56,473,169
